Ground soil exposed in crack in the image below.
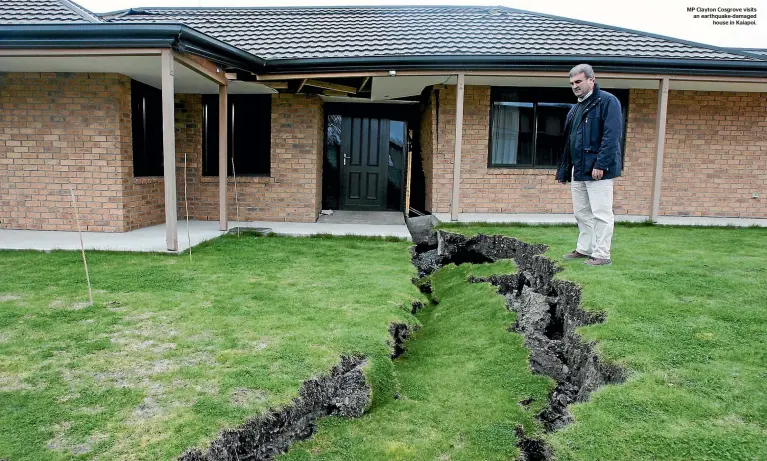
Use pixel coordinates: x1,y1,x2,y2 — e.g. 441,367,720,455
178,355,370,461
389,322,415,359
177,300,422,460
410,229,627,460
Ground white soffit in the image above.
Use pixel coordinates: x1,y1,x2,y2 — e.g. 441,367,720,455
465,76,567,87
0,55,278,94
0,55,161,87
370,75,672,101
591,78,659,90
371,75,454,100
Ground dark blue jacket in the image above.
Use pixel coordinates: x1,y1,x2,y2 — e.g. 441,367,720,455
555,84,623,182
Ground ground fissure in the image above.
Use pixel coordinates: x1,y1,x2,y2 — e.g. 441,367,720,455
411,229,627,460
178,355,371,461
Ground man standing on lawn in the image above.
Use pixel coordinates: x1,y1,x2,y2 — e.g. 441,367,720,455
556,64,623,266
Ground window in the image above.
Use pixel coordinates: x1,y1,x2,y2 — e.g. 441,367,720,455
489,87,629,169
489,88,573,168
202,94,271,176
131,80,164,176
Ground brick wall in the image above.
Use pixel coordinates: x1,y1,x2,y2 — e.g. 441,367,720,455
1,74,326,232
657,89,766,217
5,74,762,233
613,89,655,215
429,85,572,214
426,85,767,218
0,72,134,232
419,90,436,211
180,93,325,223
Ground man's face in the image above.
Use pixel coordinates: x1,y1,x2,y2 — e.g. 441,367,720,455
570,72,595,98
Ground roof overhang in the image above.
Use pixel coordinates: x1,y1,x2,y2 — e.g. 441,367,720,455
261,54,767,78
0,24,266,73
368,73,767,100
0,49,276,94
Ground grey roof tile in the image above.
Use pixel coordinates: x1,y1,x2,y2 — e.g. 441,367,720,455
100,6,757,62
0,0,98,23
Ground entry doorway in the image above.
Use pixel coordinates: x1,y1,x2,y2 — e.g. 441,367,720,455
323,113,407,211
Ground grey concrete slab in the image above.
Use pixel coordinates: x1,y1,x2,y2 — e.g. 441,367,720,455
0,218,411,253
230,220,411,239
0,221,224,253
317,210,406,225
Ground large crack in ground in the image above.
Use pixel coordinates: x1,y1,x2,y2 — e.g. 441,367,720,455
177,224,625,461
411,229,627,461
178,355,370,461
177,314,420,459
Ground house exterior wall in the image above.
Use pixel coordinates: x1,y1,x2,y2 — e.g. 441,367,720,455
3,73,764,233
0,73,326,233
183,93,324,223
0,72,134,232
419,92,436,211
656,89,766,217
425,85,767,219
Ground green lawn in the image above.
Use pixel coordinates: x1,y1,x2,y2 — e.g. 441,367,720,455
2,225,765,460
441,223,767,460
281,260,551,461
0,235,420,460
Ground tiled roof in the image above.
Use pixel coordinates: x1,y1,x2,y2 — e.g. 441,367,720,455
101,6,757,62
0,0,98,24
739,49,767,56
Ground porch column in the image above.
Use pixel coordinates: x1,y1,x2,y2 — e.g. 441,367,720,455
219,83,228,230
650,77,670,222
161,49,178,251
450,73,465,221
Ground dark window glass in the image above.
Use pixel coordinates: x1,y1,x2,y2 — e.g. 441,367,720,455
489,87,628,169
536,103,572,167
202,94,271,176
202,96,219,176
323,114,342,209
131,80,164,176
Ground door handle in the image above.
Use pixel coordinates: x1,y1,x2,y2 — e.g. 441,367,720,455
343,154,351,166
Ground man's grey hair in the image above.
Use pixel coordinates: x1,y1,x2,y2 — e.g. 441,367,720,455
569,64,595,79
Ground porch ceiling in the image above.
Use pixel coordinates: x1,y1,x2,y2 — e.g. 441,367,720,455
370,74,767,101
0,54,276,94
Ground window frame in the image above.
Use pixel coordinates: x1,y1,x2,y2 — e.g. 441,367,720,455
202,94,272,177
487,87,629,170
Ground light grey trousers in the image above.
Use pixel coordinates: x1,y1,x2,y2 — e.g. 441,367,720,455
571,178,615,259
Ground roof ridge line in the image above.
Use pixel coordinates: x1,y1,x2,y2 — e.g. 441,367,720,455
97,4,501,13
57,0,101,22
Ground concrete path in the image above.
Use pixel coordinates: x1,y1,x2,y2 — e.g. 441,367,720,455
0,217,411,253
317,210,406,225
4,212,764,253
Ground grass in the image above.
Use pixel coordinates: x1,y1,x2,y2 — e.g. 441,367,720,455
441,223,767,460
0,235,420,461
2,225,765,460
281,259,551,461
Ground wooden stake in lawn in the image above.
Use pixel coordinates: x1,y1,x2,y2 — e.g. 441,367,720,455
405,129,413,218
69,185,93,305
184,152,192,261
232,157,240,238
